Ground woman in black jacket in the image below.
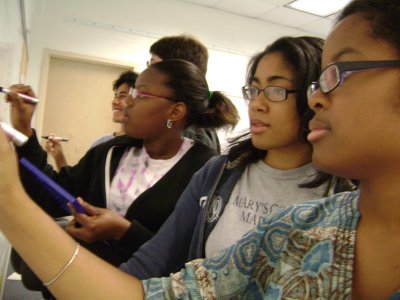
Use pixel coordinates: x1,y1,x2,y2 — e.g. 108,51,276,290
8,59,238,295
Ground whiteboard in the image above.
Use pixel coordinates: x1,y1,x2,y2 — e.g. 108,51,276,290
0,0,25,123
0,2,26,296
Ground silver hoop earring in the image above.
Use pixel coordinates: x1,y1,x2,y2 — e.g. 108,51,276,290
166,119,173,129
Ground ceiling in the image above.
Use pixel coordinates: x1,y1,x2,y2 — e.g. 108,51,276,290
179,0,339,37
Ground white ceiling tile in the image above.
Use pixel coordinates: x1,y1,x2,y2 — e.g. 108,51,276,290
213,0,277,17
258,6,320,27
178,0,334,37
263,0,293,4
327,12,340,20
179,0,220,6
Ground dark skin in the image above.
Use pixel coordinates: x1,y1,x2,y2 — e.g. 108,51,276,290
6,67,190,244
67,67,189,242
308,14,400,299
121,67,187,159
6,84,36,137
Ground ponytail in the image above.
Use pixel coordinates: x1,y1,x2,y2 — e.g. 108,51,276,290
150,59,239,131
193,91,239,130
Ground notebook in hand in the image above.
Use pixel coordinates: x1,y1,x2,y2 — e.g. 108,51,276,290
19,157,86,214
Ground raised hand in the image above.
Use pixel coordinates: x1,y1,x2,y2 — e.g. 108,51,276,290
45,135,68,170
5,84,37,137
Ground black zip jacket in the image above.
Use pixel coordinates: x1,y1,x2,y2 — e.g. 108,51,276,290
16,131,217,265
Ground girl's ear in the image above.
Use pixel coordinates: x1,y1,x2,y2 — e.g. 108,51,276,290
168,102,187,122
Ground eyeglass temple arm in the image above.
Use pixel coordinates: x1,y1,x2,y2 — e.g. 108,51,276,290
340,60,400,76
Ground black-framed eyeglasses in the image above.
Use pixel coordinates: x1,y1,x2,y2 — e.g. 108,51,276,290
242,85,296,103
308,60,400,97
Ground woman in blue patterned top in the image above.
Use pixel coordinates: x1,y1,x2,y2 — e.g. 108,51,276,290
0,0,399,298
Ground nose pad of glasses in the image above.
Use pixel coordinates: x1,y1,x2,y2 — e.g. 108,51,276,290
249,94,269,113
307,82,318,99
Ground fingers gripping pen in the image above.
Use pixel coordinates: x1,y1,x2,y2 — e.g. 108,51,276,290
0,87,40,104
42,135,69,142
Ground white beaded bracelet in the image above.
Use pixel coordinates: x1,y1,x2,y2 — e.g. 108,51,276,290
43,243,80,286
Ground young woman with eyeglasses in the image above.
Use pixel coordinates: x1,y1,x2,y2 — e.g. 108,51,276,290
1,0,398,295
117,36,354,280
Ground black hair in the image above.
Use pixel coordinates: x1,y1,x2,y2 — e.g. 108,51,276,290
338,0,400,54
113,70,139,91
228,36,323,164
150,35,209,75
149,59,239,130
226,36,355,194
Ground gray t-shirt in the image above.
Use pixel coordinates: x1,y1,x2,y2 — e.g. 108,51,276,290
205,161,326,258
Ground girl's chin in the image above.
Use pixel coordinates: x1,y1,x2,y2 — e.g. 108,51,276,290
123,128,141,139
113,112,124,120
250,138,269,151
124,132,135,138
113,118,124,123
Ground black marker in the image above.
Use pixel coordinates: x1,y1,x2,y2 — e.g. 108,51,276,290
42,135,69,142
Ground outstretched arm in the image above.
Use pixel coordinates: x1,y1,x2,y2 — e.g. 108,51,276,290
0,128,144,299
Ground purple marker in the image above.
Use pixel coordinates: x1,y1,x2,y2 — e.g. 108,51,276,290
19,157,86,214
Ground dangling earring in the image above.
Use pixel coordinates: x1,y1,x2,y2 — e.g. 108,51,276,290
166,119,173,129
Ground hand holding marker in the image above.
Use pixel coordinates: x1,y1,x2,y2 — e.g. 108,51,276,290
42,135,69,142
0,86,40,104
0,123,83,214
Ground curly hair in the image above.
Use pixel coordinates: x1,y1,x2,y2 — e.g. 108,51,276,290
150,35,209,75
112,71,138,90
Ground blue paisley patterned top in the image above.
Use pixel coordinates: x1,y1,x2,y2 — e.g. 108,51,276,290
142,191,400,299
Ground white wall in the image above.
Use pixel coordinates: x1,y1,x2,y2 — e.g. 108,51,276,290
25,0,321,139
0,0,24,122
0,0,23,85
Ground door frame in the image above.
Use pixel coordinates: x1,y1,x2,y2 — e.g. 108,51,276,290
36,49,135,136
